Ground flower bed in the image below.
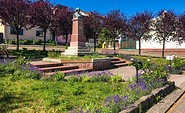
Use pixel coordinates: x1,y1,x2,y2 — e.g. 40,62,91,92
0,57,172,112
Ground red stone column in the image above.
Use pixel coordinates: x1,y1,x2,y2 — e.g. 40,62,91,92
70,18,86,48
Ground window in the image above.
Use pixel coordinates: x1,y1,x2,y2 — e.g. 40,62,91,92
36,30,43,37
10,27,23,35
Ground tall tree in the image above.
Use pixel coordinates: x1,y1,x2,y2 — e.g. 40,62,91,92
0,0,30,51
84,11,104,51
104,10,127,51
51,5,73,45
129,11,153,55
84,11,103,39
152,10,178,58
177,13,185,43
29,0,53,51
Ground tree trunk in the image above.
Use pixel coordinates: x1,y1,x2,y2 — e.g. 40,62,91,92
51,31,56,42
113,34,116,51
65,34,68,45
162,37,165,58
94,33,96,52
16,28,19,51
139,39,141,55
43,29,47,51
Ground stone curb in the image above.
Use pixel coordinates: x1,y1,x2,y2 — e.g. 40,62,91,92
147,81,185,113
120,82,175,113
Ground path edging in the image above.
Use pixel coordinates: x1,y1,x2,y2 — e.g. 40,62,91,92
120,82,175,113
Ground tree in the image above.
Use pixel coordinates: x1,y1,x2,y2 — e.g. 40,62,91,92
177,13,185,43
0,0,30,51
104,10,127,51
51,5,73,45
29,0,53,51
129,11,153,55
152,10,178,58
99,27,111,47
84,11,104,52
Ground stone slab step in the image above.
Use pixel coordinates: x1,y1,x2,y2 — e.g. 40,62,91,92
30,61,63,68
39,65,79,72
111,58,120,61
45,68,93,76
111,63,129,68
111,60,126,64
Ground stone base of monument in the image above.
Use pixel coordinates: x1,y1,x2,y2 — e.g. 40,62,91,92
62,47,92,56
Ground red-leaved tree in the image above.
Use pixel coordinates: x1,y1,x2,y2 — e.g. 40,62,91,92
51,5,73,45
177,13,185,43
29,0,53,51
0,0,30,51
129,11,153,55
84,11,103,39
152,10,178,58
84,11,104,52
104,10,127,51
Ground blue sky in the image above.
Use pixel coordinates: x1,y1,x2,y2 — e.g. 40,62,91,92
52,0,185,17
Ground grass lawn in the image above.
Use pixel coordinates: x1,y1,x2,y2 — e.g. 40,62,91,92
0,76,127,112
9,49,48,58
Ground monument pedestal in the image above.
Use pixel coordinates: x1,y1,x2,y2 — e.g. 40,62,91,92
63,17,91,56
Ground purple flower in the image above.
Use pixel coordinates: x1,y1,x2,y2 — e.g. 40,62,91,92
114,95,121,103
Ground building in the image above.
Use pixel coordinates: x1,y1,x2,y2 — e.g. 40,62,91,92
0,20,51,43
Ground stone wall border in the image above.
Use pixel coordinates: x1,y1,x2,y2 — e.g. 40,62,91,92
120,82,175,113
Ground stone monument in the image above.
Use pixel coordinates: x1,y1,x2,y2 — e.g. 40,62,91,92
63,8,91,56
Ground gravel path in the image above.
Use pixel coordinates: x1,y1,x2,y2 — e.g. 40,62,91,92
108,66,136,80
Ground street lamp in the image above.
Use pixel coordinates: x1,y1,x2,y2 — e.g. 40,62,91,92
94,32,98,52
131,58,143,83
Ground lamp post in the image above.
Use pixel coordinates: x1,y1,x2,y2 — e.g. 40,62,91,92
131,58,143,83
94,32,98,52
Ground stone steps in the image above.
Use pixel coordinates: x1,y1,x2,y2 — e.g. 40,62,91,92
39,65,79,72
111,60,126,64
111,58,129,68
30,61,93,77
30,61,63,68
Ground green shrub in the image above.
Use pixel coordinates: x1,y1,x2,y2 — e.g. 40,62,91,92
81,76,90,82
170,58,185,74
33,39,42,45
8,40,16,44
89,75,111,82
19,40,30,45
52,72,65,81
111,75,122,83
67,76,82,83
47,40,55,46
47,51,61,58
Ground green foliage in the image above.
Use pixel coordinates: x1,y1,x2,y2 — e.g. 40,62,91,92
47,50,61,58
89,75,111,82
9,49,48,58
99,28,111,46
19,39,31,45
0,57,40,81
111,75,123,83
52,71,65,81
171,57,185,74
67,76,82,83
7,40,16,44
81,76,90,82
46,40,55,46
33,39,42,45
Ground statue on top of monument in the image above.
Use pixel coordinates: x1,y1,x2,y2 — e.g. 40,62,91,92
73,8,89,19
